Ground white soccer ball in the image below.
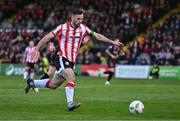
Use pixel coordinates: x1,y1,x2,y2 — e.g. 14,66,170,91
129,100,144,114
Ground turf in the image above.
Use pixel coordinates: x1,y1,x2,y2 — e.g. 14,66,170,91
0,75,180,120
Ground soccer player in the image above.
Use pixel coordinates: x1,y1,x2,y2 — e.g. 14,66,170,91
40,35,91,79
148,64,160,79
40,42,58,79
25,9,123,111
23,41,36,80
104,38,123,85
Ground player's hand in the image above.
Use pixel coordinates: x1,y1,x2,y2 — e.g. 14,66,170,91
112,40,124,47
32,50,40,62
111,55,116,59
48,42,55,52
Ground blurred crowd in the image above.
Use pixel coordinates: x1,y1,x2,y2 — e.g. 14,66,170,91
127,11,180,65
0,0,179,65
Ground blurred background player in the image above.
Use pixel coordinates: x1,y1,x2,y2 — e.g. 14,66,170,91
148,64,160,79
40,41,58,79
23,41,36,80
104,38,124,85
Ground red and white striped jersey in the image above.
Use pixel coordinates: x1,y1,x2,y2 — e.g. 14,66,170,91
24,46,35,63
52,22,94,63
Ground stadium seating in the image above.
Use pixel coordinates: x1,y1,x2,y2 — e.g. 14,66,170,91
0,0,179,65
126,10,179,65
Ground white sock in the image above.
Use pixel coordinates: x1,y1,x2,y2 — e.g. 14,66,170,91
65,82,74,107
23,71,28,80
34,79,49,87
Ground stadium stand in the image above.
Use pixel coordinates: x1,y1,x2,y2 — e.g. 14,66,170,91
0,0,179,65
126,9,179,65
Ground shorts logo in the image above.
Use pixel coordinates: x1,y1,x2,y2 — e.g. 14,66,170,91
65,61,69,65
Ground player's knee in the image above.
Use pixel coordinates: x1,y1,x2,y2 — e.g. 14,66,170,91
62,68,76,82
69,76,76,82
66,74,76,82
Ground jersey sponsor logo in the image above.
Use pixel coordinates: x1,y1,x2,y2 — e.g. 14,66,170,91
69,36,80,39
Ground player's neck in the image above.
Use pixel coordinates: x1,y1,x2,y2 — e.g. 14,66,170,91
70,22,78,28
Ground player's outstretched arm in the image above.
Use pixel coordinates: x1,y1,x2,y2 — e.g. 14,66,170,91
32,32,54,62
35,32,54,51
93,32,124,47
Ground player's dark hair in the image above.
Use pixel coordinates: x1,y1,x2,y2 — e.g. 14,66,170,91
72,9,84,15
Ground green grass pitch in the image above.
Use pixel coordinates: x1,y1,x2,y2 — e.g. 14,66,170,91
0,75,180,120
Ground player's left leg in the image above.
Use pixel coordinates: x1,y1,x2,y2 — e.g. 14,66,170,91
30,68,35,79
23,66,30,80
26,63,35,79
60,68,80,111
28,63,39,91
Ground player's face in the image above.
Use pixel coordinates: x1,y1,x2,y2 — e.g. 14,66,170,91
29,41,34,47
71,14,83,27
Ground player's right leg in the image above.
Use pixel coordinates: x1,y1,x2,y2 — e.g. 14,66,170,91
25,71,65,93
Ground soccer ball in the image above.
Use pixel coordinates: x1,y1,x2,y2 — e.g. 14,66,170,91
129,100,144,114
